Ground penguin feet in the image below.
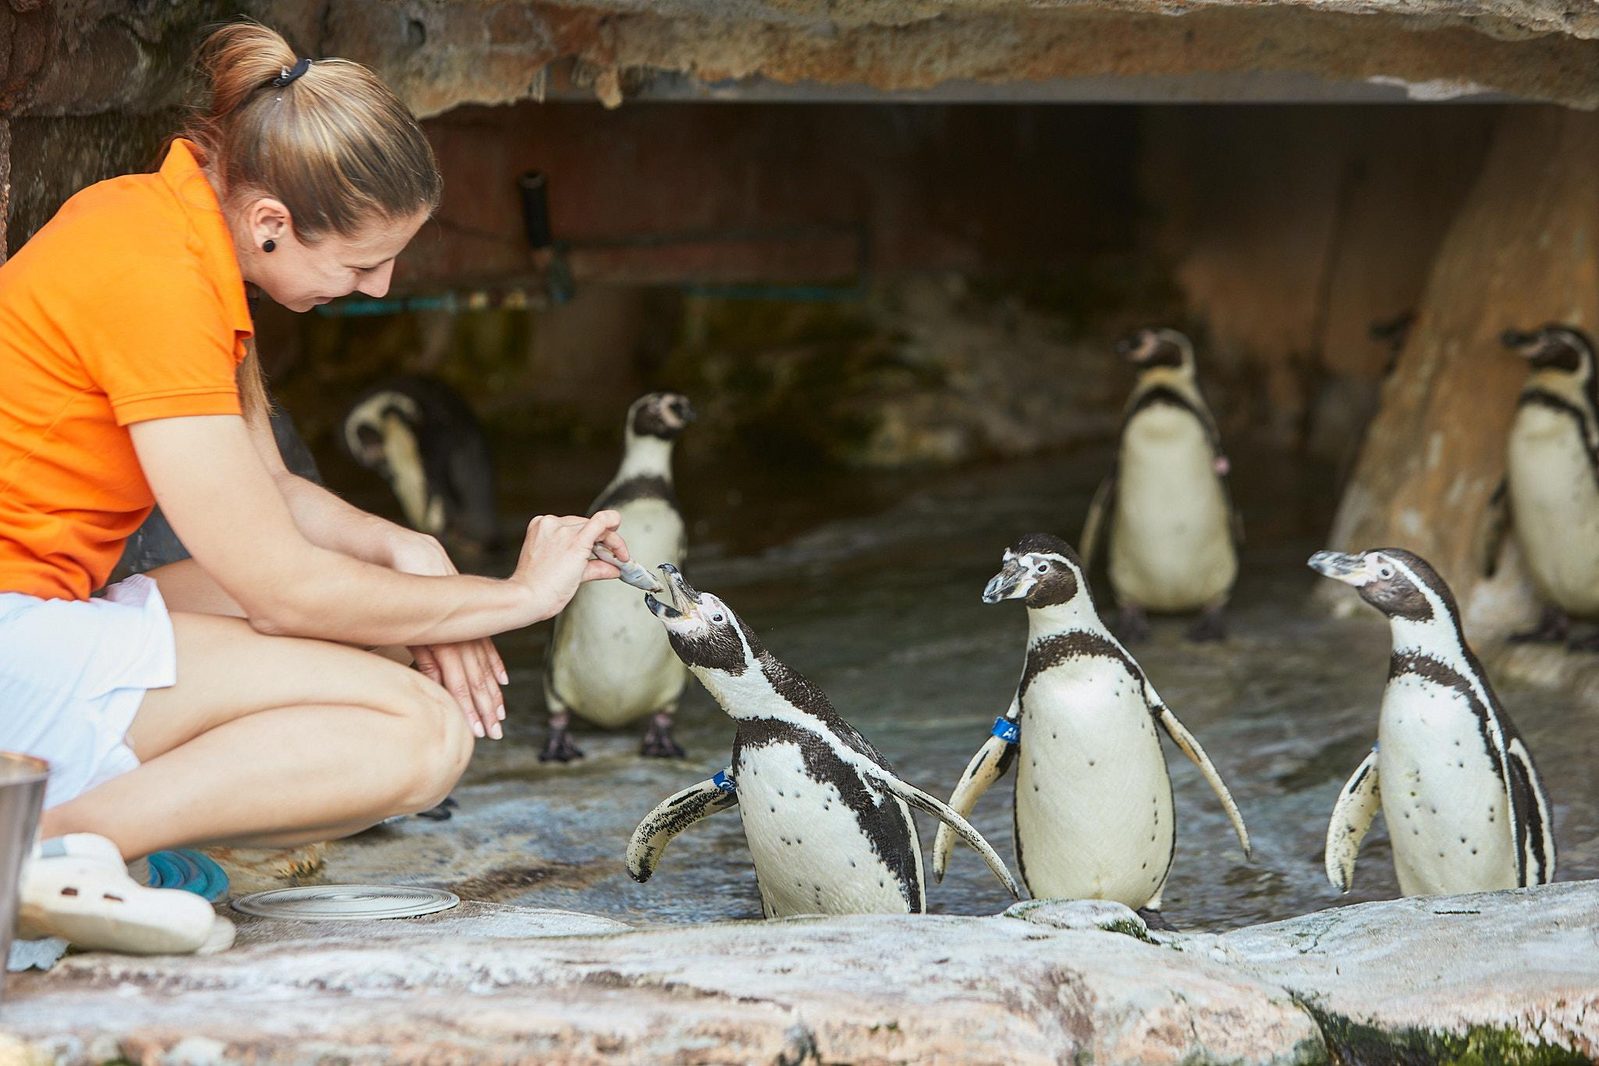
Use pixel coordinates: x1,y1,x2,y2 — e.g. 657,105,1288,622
640,712,686,759
1115,604,1152,644
414,796,459,821
1510,606,1569,645
1186,606,1228,643
539,728,585,763
1136,907,1178,932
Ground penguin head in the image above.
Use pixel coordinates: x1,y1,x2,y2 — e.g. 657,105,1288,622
1501,323,1596,379
983,534,1088,609
1307,548,1458,625
1114,328,1194,374
342,391,423,477
628,392,698,441
645,563,756,675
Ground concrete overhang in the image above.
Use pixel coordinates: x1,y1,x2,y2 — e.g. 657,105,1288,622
12,0,1599,119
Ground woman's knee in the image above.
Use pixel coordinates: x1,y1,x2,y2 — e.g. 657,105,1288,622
388,673,474,813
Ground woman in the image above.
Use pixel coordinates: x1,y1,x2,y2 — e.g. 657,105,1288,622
0,22,628,954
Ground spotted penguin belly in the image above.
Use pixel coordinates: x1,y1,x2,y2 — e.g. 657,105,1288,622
1379,677,1517,896
1112,409,1236,611
1014,666,1174,907
735,741,919,917
1508,409,1599,615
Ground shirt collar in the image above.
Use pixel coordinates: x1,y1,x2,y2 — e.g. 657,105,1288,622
159,138,254,341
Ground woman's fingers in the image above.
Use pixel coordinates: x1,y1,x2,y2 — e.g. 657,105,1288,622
425,642,504,740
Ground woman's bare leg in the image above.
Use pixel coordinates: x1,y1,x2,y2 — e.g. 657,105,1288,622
39,612,474,859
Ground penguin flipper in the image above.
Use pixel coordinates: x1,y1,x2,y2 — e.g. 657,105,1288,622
1325,749,1381,893
932,733,1017,883
1475,479,1511,578
1152,700,1252,858
871,771,1021,899
1504,737,1557,887
1079,470,1116,572
625,771,740,883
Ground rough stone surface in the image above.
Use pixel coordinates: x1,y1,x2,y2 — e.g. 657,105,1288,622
7,882,1599,1062
1323,106,1599,636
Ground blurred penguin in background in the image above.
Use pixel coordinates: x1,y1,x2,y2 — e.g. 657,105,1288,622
342,375,500,558
1480,324,1599,650
1080,327,1242,643
543,392,696,761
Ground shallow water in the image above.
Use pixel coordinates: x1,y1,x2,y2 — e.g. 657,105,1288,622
327,440,1598,933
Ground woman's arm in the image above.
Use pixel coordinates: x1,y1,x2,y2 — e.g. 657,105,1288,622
130,413,622,647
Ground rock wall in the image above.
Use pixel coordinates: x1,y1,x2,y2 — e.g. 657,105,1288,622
1323,106,1599,635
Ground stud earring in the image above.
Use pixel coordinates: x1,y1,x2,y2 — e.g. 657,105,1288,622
263,238,276,253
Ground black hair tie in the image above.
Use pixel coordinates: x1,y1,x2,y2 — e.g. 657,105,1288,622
270,57,311,88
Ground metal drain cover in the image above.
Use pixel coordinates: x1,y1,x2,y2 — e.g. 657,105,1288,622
231,884,460,921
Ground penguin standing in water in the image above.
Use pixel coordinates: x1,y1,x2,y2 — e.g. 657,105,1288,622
543,392,695,761
342,375,500,555
934,534,1250,920
1480,325,1599,649
627,565,1020,917
1310,548,1555,896
1080,328,1242,642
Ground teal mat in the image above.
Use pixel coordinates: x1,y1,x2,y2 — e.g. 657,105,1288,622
144,849,229,902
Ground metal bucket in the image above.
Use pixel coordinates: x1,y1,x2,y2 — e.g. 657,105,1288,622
0,753,48,1007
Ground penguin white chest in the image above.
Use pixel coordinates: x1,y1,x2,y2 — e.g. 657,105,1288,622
1507,406,1599,614
735,740,918,917
548,498,687,726
1112,406,1237,611
1014,660,1174,906
1378,676,1516,895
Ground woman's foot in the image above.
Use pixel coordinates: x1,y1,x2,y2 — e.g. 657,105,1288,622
16,833,233,956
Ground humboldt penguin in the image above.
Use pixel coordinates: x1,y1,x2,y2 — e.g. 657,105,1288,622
934,534,1251,920
627,565,1020,917
1080,328,1242,642
342,375,499,555
1310,547,1555,896
1479,325,1599,650
543,392,695,761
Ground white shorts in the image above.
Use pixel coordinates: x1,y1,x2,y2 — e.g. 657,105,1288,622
0,574,176,809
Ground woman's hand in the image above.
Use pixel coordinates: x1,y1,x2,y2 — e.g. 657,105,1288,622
381,527,508,741
512,510,629,620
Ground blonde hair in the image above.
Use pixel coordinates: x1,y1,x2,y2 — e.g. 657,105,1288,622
175,20,443,421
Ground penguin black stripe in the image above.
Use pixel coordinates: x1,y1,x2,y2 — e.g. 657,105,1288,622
1388,652,1503,784
1124,385,1225,458
593,474,679,511
1020,631,1141,703
1516,390,1599,487
1505,749,1551,884
734,716,923,909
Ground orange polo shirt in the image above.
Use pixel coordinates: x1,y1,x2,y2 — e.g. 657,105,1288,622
0,138,253,601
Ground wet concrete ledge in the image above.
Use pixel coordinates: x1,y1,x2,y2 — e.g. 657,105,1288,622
3,881,1596,1064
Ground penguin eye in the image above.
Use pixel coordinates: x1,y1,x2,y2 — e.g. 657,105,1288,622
711,612,725,623
1376,564,1395,581
1035,562,1050,574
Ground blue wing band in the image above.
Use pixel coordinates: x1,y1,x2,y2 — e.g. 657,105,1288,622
991,717,1020,744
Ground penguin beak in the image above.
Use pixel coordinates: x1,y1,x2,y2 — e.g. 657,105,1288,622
676,399,698,424
1114,332,1150,363
645,563,701,622
982,559,1029,603
1501,329,1542,356
1307,550,1373,587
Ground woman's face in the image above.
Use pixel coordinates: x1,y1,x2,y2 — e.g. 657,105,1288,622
241,204,429,313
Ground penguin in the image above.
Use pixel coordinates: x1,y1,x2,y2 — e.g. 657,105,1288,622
1080,328,1242,643
627,564,1020,917
934,534,1251,920
542,392,696,761
1309,547,1556,896
342,375,499,555
1479,325,1599,650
